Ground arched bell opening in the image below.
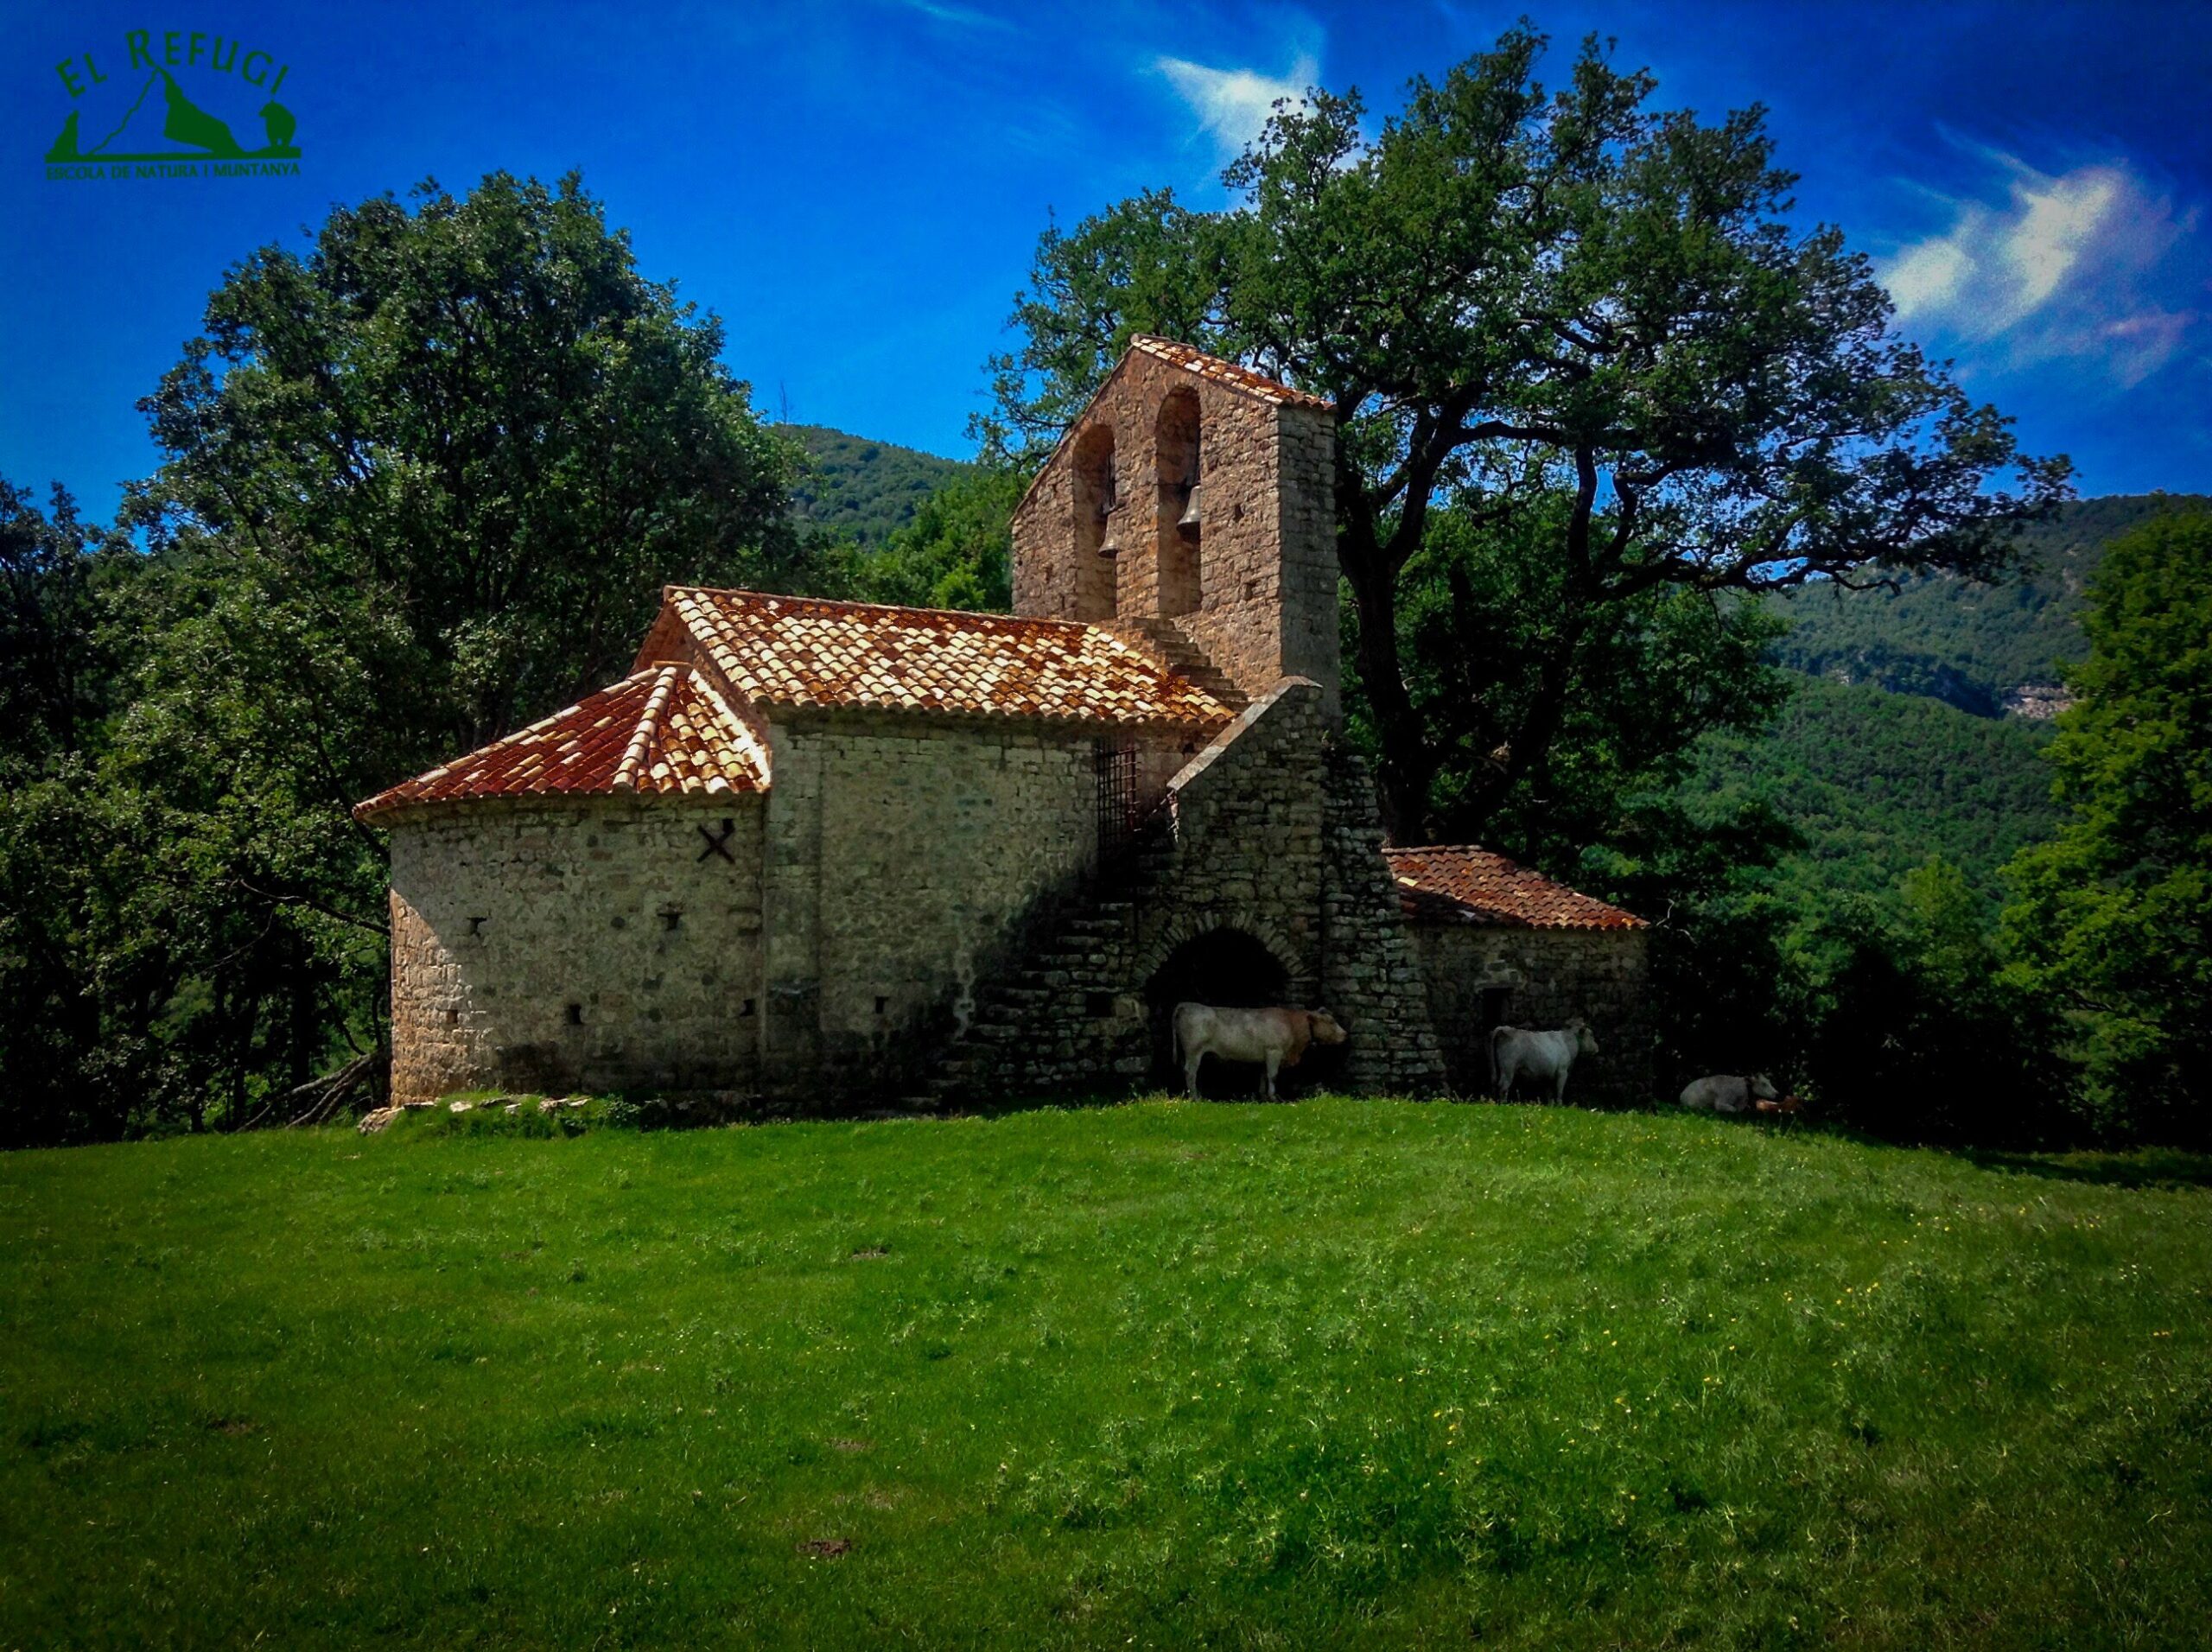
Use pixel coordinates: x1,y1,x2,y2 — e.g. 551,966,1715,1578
1071,423,1119,621
1154,388,1201,619
1142,926,1291,1096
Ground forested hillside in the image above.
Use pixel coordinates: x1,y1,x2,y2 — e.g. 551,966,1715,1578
783,425,969,545
1764,495,2206,718
1693,676,2060,907
1714,495,2207,913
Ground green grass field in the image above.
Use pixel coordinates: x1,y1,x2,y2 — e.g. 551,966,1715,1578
3,1100,2209,1649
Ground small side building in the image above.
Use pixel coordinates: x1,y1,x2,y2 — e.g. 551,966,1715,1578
1386,847,1654,1104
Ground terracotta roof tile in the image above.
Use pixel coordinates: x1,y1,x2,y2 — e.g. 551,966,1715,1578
1383,846,1646,931
1128,336,1332,410
658,587,1235,731
353,665,767,823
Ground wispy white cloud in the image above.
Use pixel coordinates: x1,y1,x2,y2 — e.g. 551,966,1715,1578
896,0,1017,33
1155,50,1319,161
1882,150,2204,387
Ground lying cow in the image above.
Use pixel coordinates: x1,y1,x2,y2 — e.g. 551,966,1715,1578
1173,1003,1347,1101
1678,1073,1779,1115
1491,1020,1599,1103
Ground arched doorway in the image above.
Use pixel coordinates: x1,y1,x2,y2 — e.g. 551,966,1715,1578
1142,926,1291,1096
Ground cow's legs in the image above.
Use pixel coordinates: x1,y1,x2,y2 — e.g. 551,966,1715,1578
1262,1052,1280,1102
1554,1067,1569,1105
1185,1048,1203,1100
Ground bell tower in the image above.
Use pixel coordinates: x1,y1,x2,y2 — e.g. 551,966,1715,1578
1008,337,1339,717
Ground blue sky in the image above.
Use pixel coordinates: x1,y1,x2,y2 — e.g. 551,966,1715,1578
5,0,2208,521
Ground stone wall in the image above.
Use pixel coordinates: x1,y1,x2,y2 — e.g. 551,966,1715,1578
915,680,1446,1103
1010,353,1340,715
1321,759,1449,1095
1409,924,1654,1104
386,796,766,1105
382,694,1458,1111
756,709,1190,1104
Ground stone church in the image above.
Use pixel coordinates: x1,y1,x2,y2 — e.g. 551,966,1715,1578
358,338,1650,1109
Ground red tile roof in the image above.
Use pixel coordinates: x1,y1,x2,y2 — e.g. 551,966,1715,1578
353,665,767,823
1384,846,1646,931
654,587,1235,731
1128,335,1332,410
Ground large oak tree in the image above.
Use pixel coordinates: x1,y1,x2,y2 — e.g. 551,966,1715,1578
982,27,2069,837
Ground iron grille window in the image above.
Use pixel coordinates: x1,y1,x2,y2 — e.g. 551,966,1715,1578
1095,738,1140,859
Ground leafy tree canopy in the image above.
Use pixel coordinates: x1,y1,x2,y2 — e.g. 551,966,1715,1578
133,170,811,766
2003,506,2212,1140
0,172,815,1142
982,24,2069,835
852,465,1022,613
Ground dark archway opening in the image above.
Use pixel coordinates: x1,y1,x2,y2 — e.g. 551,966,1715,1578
1143,928,1292,1097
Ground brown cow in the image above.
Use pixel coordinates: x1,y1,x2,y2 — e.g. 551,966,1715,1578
1173,1003,1347,1101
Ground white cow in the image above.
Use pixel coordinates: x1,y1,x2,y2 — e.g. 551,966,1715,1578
1678,1073,1778,1115
1490,1020,1599,1103
1173,1003,1347,1101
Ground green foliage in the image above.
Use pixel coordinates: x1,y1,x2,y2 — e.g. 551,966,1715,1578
0,173,810,1144
1371,496,1789,860
0,481,124,765
987,23,2067,834
1693,674,2062,912
2003,507,2212,1141
0,485,152,1144
851,465,1023,612
1792,860,2070,1144
137,170,810,758
4,1107,2209,1645
785,424,970,547
1764,495,2207,716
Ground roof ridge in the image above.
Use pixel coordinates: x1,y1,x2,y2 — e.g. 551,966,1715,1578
353,662,768,822
665,585,1096,634
377,666,667,799
1127,334,1332,409
665,586,1233,730
611,664,682,793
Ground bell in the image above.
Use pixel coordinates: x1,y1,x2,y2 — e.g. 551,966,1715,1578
1100,515,1122,557
1177,484,1203,531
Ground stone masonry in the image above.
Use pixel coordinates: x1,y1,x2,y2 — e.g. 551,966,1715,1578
914,680,1445,1103
387,795,766,1104
1409,925,1655,1104
1012,336,1342,718
365,336,1634,1112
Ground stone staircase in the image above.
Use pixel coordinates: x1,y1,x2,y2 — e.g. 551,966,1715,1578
908,819,1172,1109
1110,617,1248,713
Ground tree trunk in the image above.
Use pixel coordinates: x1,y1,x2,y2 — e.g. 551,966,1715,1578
1338,518,1433,842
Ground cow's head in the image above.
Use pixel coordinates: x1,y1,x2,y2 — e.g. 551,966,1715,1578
1568,1017,1599,1056
1307,1009,1349,1046
1750,1073,1780,1102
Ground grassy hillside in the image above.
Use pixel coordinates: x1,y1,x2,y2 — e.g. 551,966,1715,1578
1696,674,2062,906
4,1102,2209,1648
1764,494,2209,718
784,425,971,546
